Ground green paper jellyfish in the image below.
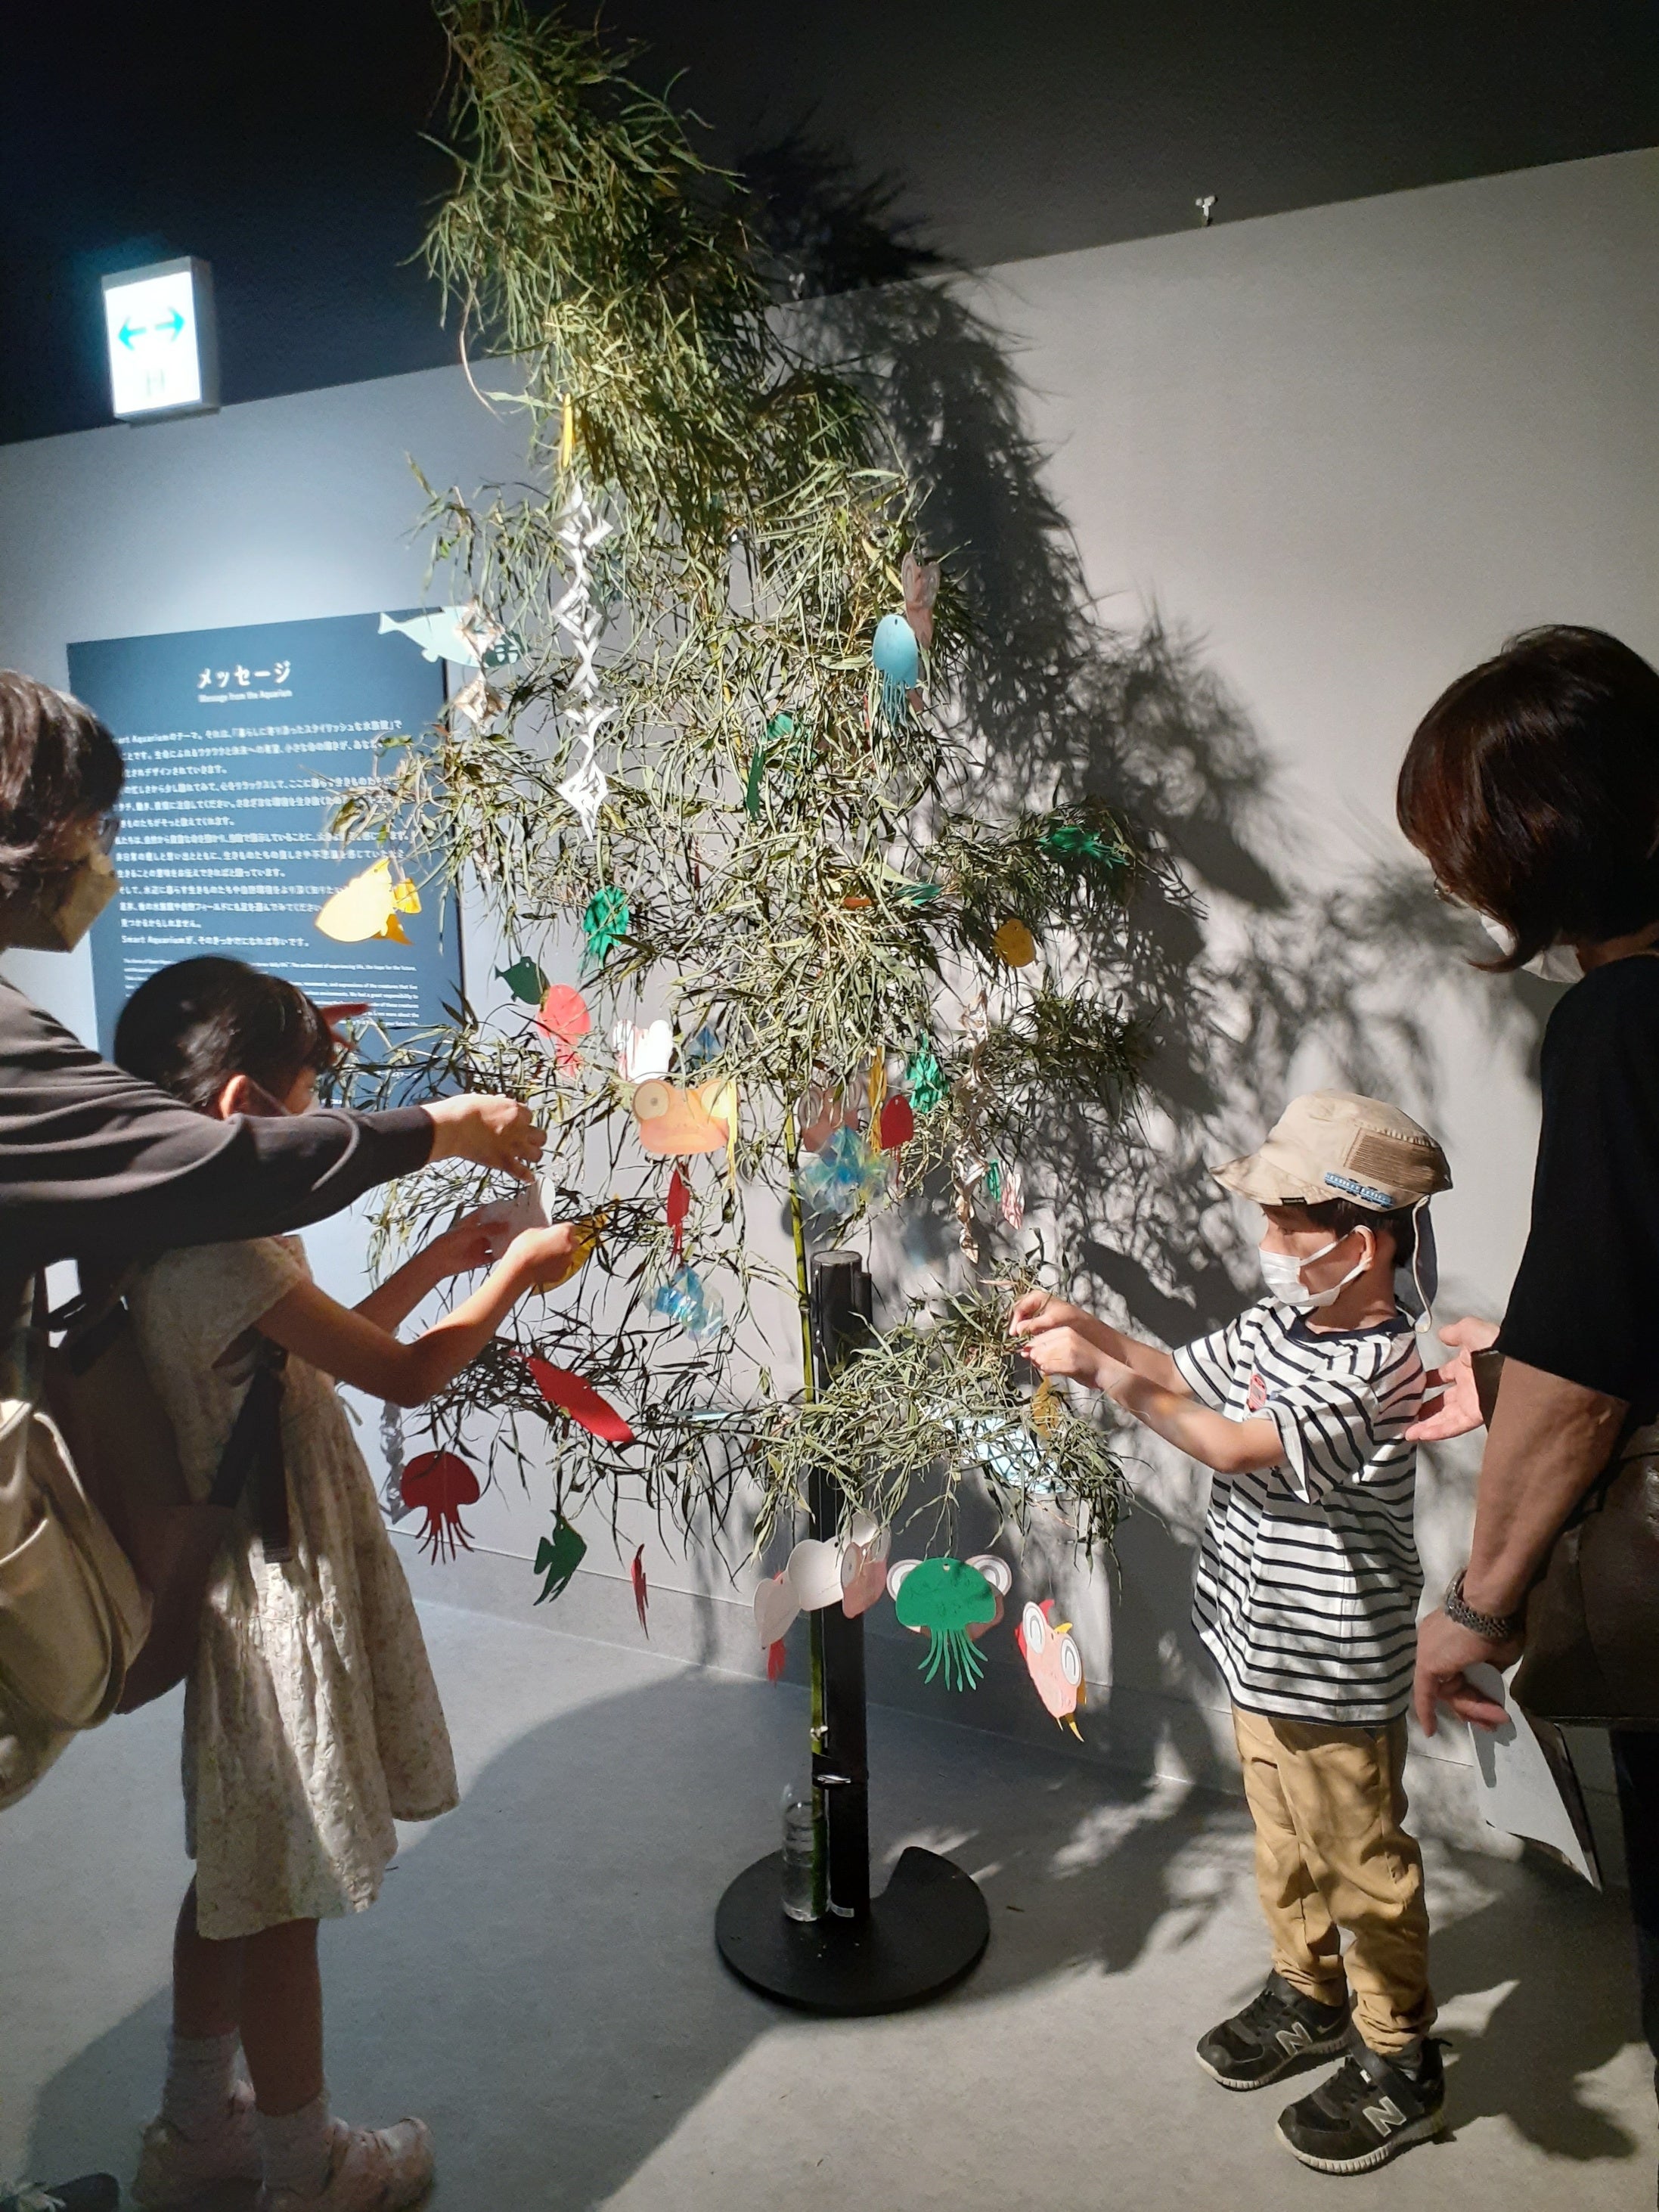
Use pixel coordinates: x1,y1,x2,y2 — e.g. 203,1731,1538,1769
893,1557,997,1691
582,887,631,964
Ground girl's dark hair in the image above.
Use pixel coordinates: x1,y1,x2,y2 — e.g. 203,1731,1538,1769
0,670,125,911
114,957,334,1114
1397,625,1659,970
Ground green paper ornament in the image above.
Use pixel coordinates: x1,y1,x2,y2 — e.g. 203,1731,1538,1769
743,746,768,817
582,887,630,963
1042,823,1122,868
896,881,942,907
533,1516,588,1604
985,1161,1003,1202
766,712,795,740
906,1041,948,1115
894,1557,997,1690
497,956,548,1004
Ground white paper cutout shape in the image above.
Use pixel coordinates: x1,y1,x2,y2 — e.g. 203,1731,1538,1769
1465,1662,1599,1885
613,1018,675,1082
787,1537,843,1612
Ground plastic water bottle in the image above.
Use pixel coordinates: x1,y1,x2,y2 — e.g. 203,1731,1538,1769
780,1781,820,1922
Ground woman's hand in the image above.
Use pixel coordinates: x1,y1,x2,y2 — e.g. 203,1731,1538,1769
1406,1315,1501,1441
1412,1605,1518,1735
1019,1323,1109,1392
508,1222,580,1289
422,1094,546,1182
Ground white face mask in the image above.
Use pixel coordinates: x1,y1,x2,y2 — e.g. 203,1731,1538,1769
1478,913,1581,987
1259,1231,1369,1313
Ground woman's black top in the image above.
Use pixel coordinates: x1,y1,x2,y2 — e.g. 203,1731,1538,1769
0,978,433,1277
1500,955,1659,1420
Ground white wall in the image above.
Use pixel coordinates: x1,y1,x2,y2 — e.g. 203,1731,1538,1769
5,147,1654,1827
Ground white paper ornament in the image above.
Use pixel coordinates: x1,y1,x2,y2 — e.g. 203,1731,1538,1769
787,1537,843,1612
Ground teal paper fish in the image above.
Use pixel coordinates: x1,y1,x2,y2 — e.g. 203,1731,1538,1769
534,1517,588,1605
377,609,479,665
497,957,547,1004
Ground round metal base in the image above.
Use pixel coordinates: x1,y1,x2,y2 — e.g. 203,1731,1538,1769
715,1844,990,2015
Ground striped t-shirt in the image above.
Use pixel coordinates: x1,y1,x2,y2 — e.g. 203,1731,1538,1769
1172,1301,1426,1726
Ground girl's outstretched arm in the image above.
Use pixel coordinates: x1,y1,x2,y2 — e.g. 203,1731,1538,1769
352,1211,509,1334
253,1224,578,1407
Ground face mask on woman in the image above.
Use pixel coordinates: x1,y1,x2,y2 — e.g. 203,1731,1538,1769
1478,913,1582,987
1258,1230,1369,1312
7,846,119,951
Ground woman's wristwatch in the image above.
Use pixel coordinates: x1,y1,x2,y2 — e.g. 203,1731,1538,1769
1443,1566,1526,1644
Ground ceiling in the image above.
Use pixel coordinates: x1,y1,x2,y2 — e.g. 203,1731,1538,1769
5,0,1654,444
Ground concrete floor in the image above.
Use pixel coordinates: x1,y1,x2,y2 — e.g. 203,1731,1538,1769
3,1600,1654,2211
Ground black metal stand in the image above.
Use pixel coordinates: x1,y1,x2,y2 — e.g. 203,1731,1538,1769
715,1252,991,2013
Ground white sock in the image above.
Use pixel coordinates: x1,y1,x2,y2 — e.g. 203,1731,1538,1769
161,2029,240,2140
257,2089,334,2199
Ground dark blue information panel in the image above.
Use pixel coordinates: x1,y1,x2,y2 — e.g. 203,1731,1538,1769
67,612,462,1056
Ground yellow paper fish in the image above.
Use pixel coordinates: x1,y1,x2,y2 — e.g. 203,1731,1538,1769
315,859,421,945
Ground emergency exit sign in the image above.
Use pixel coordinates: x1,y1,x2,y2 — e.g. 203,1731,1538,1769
101,258,219,421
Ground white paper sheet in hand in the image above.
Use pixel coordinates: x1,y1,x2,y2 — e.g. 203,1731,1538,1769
1464,1661,1598,1885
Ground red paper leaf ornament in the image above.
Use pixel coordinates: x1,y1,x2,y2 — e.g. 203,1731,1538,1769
631,1543,650,1634
667,1164,690,1261
878,1094,915,1153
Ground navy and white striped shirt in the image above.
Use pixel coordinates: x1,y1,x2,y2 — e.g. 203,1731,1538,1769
1173,1301,1426,1726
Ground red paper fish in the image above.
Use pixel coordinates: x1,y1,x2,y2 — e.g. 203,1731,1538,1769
631,1543,650,1634
767,1639,787,1683
400,1450,481,1563
523,1354,635,1444
878,1094,915,1153
667,1164,690,1261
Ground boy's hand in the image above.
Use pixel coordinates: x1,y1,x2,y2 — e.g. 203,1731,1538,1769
1009,1291,1084,1339
1020,1323,1107,1391
429,1209,510,1277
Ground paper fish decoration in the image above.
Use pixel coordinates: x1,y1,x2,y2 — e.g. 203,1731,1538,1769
631,1543,650,1634
901,550,941,651
888,1557,998,1691
871,612,921,719
613,1017,674,1082
582,887,630,963
786,1537,843,1612
1016,1599,1085,1736
767,1637,789,1683
633,1078,732,1159
498,956,547,1004
653,1265,724,1342
533,1516,588,1605
755,1571,800,1649
535,982,592,1072
666,1164,690,1260
523,1354,634,1444
992,917,1038,968
315,858,420,945
877,1094,915,1153
535,1215,602,1290
400,1450,480,1564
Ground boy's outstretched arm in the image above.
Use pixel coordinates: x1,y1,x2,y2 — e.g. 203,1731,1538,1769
1009,1291,1186,1393
1020,1326,1281,1475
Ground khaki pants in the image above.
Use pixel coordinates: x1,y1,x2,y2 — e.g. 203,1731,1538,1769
1233,1706,1434,2056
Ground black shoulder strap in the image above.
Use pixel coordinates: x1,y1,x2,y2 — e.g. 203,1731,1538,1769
206,1345,292,1563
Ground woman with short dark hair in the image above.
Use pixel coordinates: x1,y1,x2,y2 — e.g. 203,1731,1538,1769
1397,623,1659,2108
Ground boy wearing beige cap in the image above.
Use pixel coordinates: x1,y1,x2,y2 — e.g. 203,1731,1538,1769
1013,1090,1452,2176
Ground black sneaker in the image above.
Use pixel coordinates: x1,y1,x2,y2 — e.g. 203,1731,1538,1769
1276,2037,1446,2174
1,2180,120,2212
1195,1972,1352,2090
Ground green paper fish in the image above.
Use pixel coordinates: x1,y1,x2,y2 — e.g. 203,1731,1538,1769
534,1517,588,1605
498,956,547,1004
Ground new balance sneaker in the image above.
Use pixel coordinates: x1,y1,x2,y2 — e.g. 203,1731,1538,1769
133,2080,261,2205
1276,2037,1446,2174
1195,1973,1352,2090
1,2181,120,2212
